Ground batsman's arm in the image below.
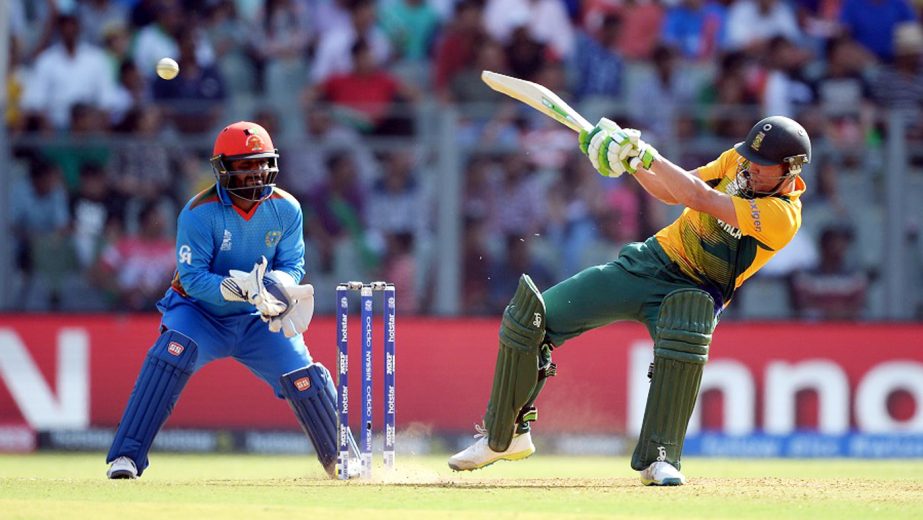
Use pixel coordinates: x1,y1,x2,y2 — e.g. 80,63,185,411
630,168,680,205
643,157,739,228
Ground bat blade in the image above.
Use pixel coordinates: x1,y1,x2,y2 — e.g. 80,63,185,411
481,70,593,133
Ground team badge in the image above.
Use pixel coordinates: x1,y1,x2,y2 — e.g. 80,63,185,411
294,377,311,391
751,131,765,151
246,132,264,151
265,230,282,247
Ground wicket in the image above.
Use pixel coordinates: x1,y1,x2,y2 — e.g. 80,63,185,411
336,281,396,480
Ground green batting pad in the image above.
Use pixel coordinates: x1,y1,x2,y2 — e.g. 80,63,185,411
631,289,715,471
485,274,546,451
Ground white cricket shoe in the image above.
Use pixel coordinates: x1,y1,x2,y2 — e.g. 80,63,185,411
639,461,686,486
448,424,535,471
107,456,138,479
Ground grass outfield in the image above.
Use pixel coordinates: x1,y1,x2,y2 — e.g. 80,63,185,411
1,453,921,519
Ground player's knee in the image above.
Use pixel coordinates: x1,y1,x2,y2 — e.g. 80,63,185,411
655,289,715,364
279,363,335,401
148,330,199,372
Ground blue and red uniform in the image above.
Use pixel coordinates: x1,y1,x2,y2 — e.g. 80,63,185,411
107,122,345,478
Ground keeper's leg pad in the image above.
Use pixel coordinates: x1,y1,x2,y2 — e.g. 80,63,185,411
280,363,355,477
631,289,715,471
485,274,547,452
106,330,198,475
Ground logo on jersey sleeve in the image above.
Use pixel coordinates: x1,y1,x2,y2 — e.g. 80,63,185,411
265,230,282,247
178,245,192,265
221,230,233,251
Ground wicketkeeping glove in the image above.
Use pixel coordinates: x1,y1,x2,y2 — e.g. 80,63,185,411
220,256,288,317
262,272,315,338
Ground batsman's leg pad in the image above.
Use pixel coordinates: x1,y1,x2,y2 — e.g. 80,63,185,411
486,274,547,452
280,363,344,475
631,289,715,471
106,330,198,475
514,342,556,435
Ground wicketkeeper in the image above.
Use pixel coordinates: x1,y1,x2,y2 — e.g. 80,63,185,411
106,121,358,479
449,116,811,485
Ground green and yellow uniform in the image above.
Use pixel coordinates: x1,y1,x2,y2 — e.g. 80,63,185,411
543,148,806,344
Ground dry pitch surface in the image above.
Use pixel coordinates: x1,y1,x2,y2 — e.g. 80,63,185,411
1,453,921,519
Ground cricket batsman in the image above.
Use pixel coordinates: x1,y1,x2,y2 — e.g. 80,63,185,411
449,116,811,485
106,121,357,479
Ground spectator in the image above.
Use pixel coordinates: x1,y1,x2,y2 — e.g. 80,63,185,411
379,232,420,313
254,0,312,113
699,52,761,138
487,234,554,312
284,104,378,198
793,0,843,42
871,22,923,139
813,35,877,150
10,158,72,309
616,0,667,61
661,0,728,61
839,0,917,62
571,13,625,101
488,153,548,239
42,103,111,190
791,225,868,320
70,163,126,270
366,149,428,240
726,0,801,53
110,105,181,204
21,14,119,130
483,0,575,59
110,60,149,127
132,1,182,78
204,0,257,97
504,26,548,82
379,0,441,63
626,44,702,142
546,153,607,278
762,36,815,118
152,30,227,134
94,202,176,311
433,0,486,96
310,0,391,85
77,0,129,45
309,39,420,135
306,150,372,274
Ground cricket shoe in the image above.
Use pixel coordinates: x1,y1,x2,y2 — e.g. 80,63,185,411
107,456,138,479
448,424,535,471
639,461,686,486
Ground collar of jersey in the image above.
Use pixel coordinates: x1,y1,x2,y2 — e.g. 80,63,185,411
216,184,263,221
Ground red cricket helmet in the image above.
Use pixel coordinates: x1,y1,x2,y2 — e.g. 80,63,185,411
210,121,280,202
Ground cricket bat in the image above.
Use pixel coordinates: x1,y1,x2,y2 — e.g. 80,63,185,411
481,70,593,133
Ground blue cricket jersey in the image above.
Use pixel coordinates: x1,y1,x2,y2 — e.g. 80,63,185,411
161,185,306,317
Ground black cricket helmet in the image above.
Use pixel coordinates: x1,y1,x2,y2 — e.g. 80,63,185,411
735,116,812,176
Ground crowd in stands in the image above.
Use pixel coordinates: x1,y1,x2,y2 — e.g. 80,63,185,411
5,0,923,319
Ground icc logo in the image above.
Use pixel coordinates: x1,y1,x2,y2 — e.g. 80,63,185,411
365,300,372,311
340,297,347,308
178,245,192,265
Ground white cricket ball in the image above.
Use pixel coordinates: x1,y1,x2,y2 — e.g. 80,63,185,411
156,57,179,80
